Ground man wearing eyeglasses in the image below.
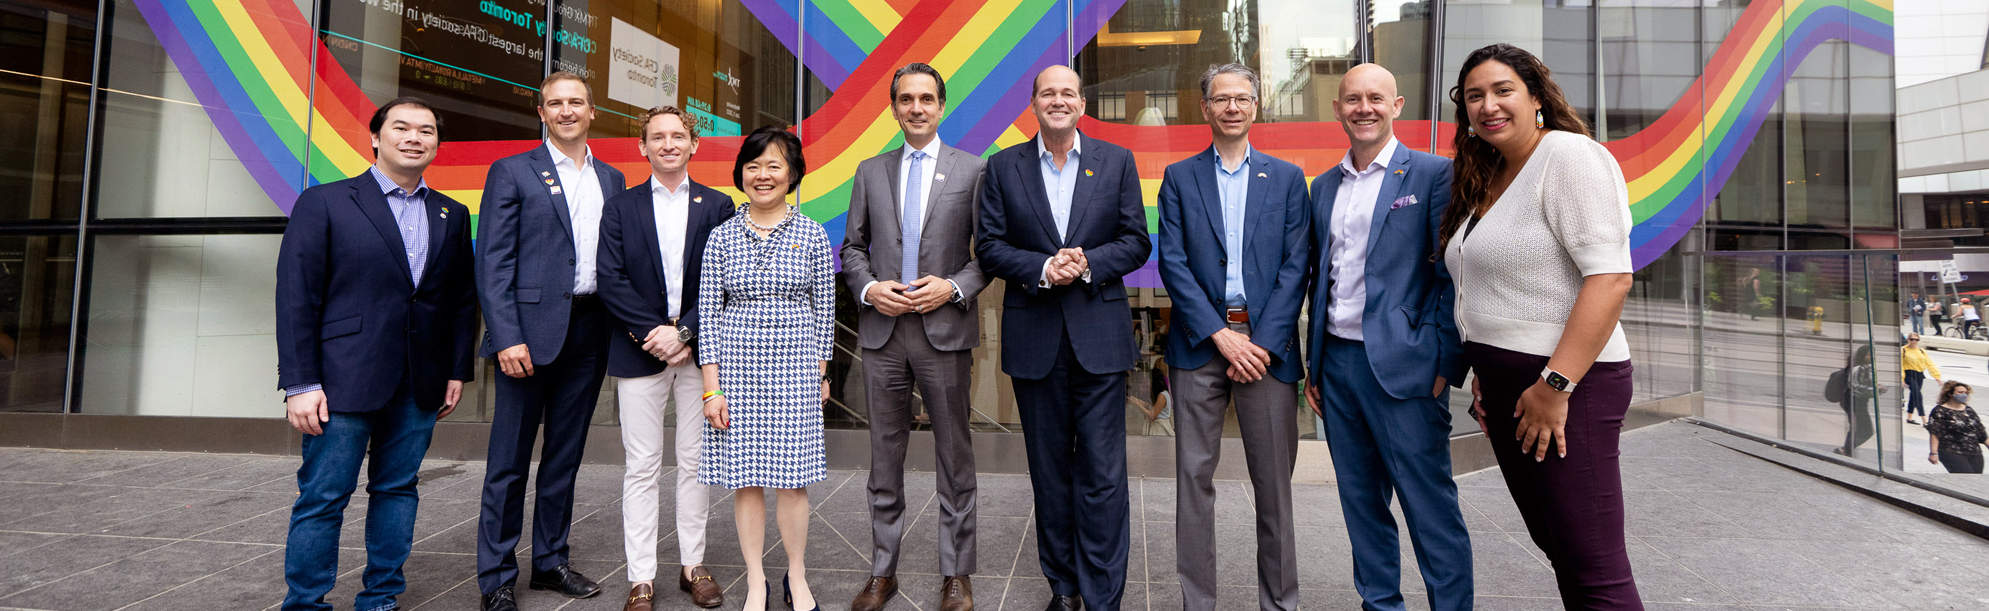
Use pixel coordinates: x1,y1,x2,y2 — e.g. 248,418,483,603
1153,63,1311,611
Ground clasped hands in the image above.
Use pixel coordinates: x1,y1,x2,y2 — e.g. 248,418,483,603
1045,247,1089,285
1210,328,1270,384
865,275,954,316
641,325,691,366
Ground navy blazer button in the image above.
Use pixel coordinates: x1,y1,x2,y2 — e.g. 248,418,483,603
1218,258,1227,266
564,292,573,299
568,258,576,265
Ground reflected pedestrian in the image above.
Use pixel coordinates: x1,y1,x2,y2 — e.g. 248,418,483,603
1833,346,1883,458
1928,381,1987,474
1902,333,1942,425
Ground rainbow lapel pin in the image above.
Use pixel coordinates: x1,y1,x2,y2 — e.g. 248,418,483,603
935,173,947,183
541,171,550,177
440,208,448,219
1393,169,1405,176
1084,169,1094,177
1257,172,1267,178
694,196,704,203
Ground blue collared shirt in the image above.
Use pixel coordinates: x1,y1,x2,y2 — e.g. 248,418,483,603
1038,133,1083,242
1215,147,1251,305
286,167,431,398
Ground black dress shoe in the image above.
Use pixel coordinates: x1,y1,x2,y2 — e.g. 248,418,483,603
482,585,518,611
529,563,603,599
1044,594,1082,611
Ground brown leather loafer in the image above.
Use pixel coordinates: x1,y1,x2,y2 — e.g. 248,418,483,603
850,575,898,611
939,576,974,611
680,566,723,608
624,583,655,611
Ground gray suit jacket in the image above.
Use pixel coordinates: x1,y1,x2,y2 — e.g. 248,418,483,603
839,143,989,352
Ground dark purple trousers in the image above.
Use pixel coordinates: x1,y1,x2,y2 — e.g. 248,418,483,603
1467,342,1644,611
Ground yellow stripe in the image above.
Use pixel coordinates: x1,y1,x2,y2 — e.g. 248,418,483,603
928,0,1025,77
310,114,373,176
847,0,903,36
209,1,312,129
800,110,904,205
1624,5,1782,199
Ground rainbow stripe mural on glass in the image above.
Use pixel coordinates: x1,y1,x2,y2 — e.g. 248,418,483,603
130,0,1893,276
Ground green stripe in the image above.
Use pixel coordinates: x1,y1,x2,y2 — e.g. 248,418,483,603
813,0,885,52
188,1,310,165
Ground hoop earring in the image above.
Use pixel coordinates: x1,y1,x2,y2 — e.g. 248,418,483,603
1535,110,1544,129
1466,125,1477,138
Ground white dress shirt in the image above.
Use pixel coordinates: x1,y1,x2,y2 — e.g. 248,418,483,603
1326,136,1399,341
652,175,691,319
549,141,605,295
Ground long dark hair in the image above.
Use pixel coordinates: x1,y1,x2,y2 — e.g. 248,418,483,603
1437,44,1590,254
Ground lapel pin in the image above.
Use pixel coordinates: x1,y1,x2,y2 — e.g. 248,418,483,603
1257,172,1267,178
935,173,947,183
550,185,563,195
544,178,556,185
694,196,703,203
541,171,550,177
1393,169,1405,176
440,209,448,218
1084,169,1094,177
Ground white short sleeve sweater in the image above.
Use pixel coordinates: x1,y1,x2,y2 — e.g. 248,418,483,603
1442,130,1633,362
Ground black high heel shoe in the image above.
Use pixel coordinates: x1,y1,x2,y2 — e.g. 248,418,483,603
782,575,819,611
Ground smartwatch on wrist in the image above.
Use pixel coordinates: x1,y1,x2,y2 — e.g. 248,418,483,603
1541,368,1577,393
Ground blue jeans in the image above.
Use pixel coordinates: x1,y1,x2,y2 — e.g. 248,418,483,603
283,394,437,611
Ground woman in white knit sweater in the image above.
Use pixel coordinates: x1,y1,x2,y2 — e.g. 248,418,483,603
1439,44,1642,610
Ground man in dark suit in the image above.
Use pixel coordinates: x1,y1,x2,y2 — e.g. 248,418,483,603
475,72,628,611
839,62,989,611
276,97,477,611
1154,63,1310,611
1304,64,1471,611
976,65,1151,611
597,106,733,611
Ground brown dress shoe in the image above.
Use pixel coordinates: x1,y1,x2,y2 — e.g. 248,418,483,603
624,583,655,611
680,566,723,608
939,576,974,611
850,575,898,611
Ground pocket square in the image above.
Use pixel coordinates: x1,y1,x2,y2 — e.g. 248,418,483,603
1390,195,1418,210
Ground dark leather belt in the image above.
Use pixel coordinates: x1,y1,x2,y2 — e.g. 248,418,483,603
1226,307,1250,324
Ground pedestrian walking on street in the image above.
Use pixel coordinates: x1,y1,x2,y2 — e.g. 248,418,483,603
1928,381,1988,474
1903,333,1943,425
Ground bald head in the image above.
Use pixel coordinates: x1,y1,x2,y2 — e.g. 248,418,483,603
1334,63,1406,160
1033,65,1081,96
1339,64,1398,99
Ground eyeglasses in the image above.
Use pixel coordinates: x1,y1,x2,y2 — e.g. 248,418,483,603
1205,95,1257,108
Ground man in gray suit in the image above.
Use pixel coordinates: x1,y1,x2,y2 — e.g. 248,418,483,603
838,62,989,611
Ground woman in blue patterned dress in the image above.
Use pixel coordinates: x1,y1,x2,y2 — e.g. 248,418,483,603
696,125,833,611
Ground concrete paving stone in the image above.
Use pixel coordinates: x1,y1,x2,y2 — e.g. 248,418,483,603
120,547,362,611
1455,531,1560,599
1140,477,1254,526
1768,538,1989,610
106,490,295,539
0,534,176,598
1620,536,1740,605
886,513,1029,579
1621,489,1755,539
562,504,631,563
1639,535,1896,608
78,454,259,488
1463,595,1576,610
1455,485,1527,534
1143,580,1268,611
0,449,174,484
1290,525,1358,592
0,483,130,525
975,474,1038,520
1285,479,1345,529
1682,490,1896,543
0,531,65,560
1621,456,1767,493
0,540,271,610
163,458,302,492
0,486,226,534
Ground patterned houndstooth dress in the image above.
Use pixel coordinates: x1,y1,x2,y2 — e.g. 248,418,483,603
696,207,834,489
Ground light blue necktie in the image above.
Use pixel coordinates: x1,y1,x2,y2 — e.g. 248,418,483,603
900,151,925,285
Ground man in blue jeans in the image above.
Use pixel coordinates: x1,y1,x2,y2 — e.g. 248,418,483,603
274,97,479,611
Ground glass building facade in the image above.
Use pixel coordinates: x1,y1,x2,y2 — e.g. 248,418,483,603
0,0,1905,472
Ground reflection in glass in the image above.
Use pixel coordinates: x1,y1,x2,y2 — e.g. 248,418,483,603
80,235,282,417
1370,0,1433,123
0,0,93,221
1849,45,1895,236
1439,0,1594,131
318,0,546,143
1785,39,1850,248
1599,1,1698,141
96,3,285,218
559,0,799,138
0,236,76,413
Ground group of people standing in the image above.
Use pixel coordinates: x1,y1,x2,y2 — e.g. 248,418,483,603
275,43,1645,611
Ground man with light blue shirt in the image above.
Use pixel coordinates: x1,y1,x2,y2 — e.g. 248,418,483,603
977,65,1151,611
1154,64,1310,611
276,97,478,611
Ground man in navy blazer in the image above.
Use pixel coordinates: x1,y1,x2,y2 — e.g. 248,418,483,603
977,65,1150,611
474,72,627,611
1155,64,1310,611
596,106,733,610
276,97,477,611
1304,64,1471,611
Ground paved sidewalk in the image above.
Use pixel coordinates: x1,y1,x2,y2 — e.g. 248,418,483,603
1,422,1985,611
